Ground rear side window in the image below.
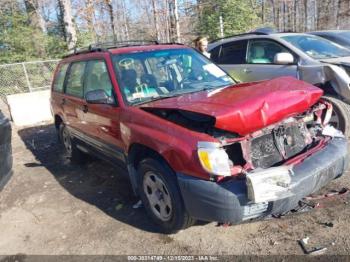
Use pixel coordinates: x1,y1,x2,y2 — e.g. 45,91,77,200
53,64,68,92
65,62,86,98
85,60,113,97
209,46,221,62
219,40,248,64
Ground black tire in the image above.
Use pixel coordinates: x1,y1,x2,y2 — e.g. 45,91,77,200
58,123,85,163
322,95,350,138
137,158,195,234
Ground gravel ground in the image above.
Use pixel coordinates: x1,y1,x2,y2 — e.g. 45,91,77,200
0,124,349,256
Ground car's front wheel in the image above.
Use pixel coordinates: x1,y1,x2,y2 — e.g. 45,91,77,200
137,158,195,233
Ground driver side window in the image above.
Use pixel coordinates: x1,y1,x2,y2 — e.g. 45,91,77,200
247,40,293,64
85,60,113,98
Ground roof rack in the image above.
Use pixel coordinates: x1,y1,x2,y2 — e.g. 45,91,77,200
210,32,268,43
92,40,159,49
64,40,159,58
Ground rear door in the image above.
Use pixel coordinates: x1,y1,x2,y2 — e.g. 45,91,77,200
62,61,87,134
51,63,69,122
211,40,250,82
243,39,298,81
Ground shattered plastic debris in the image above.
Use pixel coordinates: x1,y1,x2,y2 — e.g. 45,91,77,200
115,203,123,211
269,239,278,246
322,125,344,138
216,222,232,227
305,187,349,200
323,222,334,228
298,237,328,255
132,200,142,209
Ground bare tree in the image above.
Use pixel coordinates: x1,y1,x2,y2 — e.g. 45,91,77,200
261,0,265,23
151,0,161,41
120,0,130,41
84,0,97,41
58,0,77,49
104,0,116,41
24,0,46,33
168,0,181,42
165,0,170,42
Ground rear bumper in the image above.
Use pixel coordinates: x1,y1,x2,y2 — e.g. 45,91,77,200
177,138,348,223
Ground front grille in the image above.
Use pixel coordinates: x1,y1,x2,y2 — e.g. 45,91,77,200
284,125,306,158
250,124,306,168
250,133,283,168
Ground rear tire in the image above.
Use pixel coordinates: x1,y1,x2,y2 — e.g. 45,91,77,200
322,95,350,138
58,123,85,163
137,158,195,234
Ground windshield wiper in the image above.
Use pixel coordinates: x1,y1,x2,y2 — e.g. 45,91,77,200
132,93,183,106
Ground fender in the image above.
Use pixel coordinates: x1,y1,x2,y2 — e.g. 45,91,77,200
298,63,350,102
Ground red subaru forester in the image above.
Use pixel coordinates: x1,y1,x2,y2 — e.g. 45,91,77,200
51,42,348,233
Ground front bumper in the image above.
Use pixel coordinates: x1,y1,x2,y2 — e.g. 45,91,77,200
177,138,348,223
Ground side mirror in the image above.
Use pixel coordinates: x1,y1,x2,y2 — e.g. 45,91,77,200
274,52,294,65
85,89,114,104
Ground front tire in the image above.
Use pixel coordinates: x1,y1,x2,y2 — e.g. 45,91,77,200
137,158,195,234
322,95,350,138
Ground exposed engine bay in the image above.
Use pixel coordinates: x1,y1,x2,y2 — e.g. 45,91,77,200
223,100,339,174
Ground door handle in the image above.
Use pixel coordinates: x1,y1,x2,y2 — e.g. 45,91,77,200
61,98,66,105
243,68,252,73
82,105,88,113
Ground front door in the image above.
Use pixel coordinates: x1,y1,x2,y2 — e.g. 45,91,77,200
82,59,125,165
242,39,298,82
212,39,251,83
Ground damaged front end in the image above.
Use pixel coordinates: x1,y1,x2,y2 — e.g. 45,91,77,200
183,100,348,222
198,100,337,178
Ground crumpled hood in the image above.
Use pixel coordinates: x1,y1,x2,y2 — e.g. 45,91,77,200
140,76,323,135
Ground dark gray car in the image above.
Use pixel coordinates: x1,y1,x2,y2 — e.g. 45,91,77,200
310,30,350,49
208,32,350,137
0,110,12,190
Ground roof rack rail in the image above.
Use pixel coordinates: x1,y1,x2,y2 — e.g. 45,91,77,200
63,39,159,58
210,32,268,43
91,40,159,49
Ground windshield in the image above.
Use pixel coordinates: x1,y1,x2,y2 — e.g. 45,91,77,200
281,34,350,59
112,48,234,105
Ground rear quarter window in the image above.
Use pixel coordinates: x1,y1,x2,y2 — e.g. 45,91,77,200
53,63,68,92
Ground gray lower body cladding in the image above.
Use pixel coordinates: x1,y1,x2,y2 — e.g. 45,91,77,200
177,138,348,223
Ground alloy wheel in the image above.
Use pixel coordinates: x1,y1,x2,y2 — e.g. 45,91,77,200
143,171,172,221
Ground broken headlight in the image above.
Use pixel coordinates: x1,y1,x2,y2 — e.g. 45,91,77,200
197,142,231,177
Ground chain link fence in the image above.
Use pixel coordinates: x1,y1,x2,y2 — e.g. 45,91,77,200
0,60,59,102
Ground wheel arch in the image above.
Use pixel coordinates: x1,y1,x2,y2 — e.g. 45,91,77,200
54,114,64,129
127,143,175,195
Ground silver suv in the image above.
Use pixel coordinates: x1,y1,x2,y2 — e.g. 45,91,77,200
208,32,350,137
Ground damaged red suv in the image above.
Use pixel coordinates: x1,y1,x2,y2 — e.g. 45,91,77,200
51,42,348,233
